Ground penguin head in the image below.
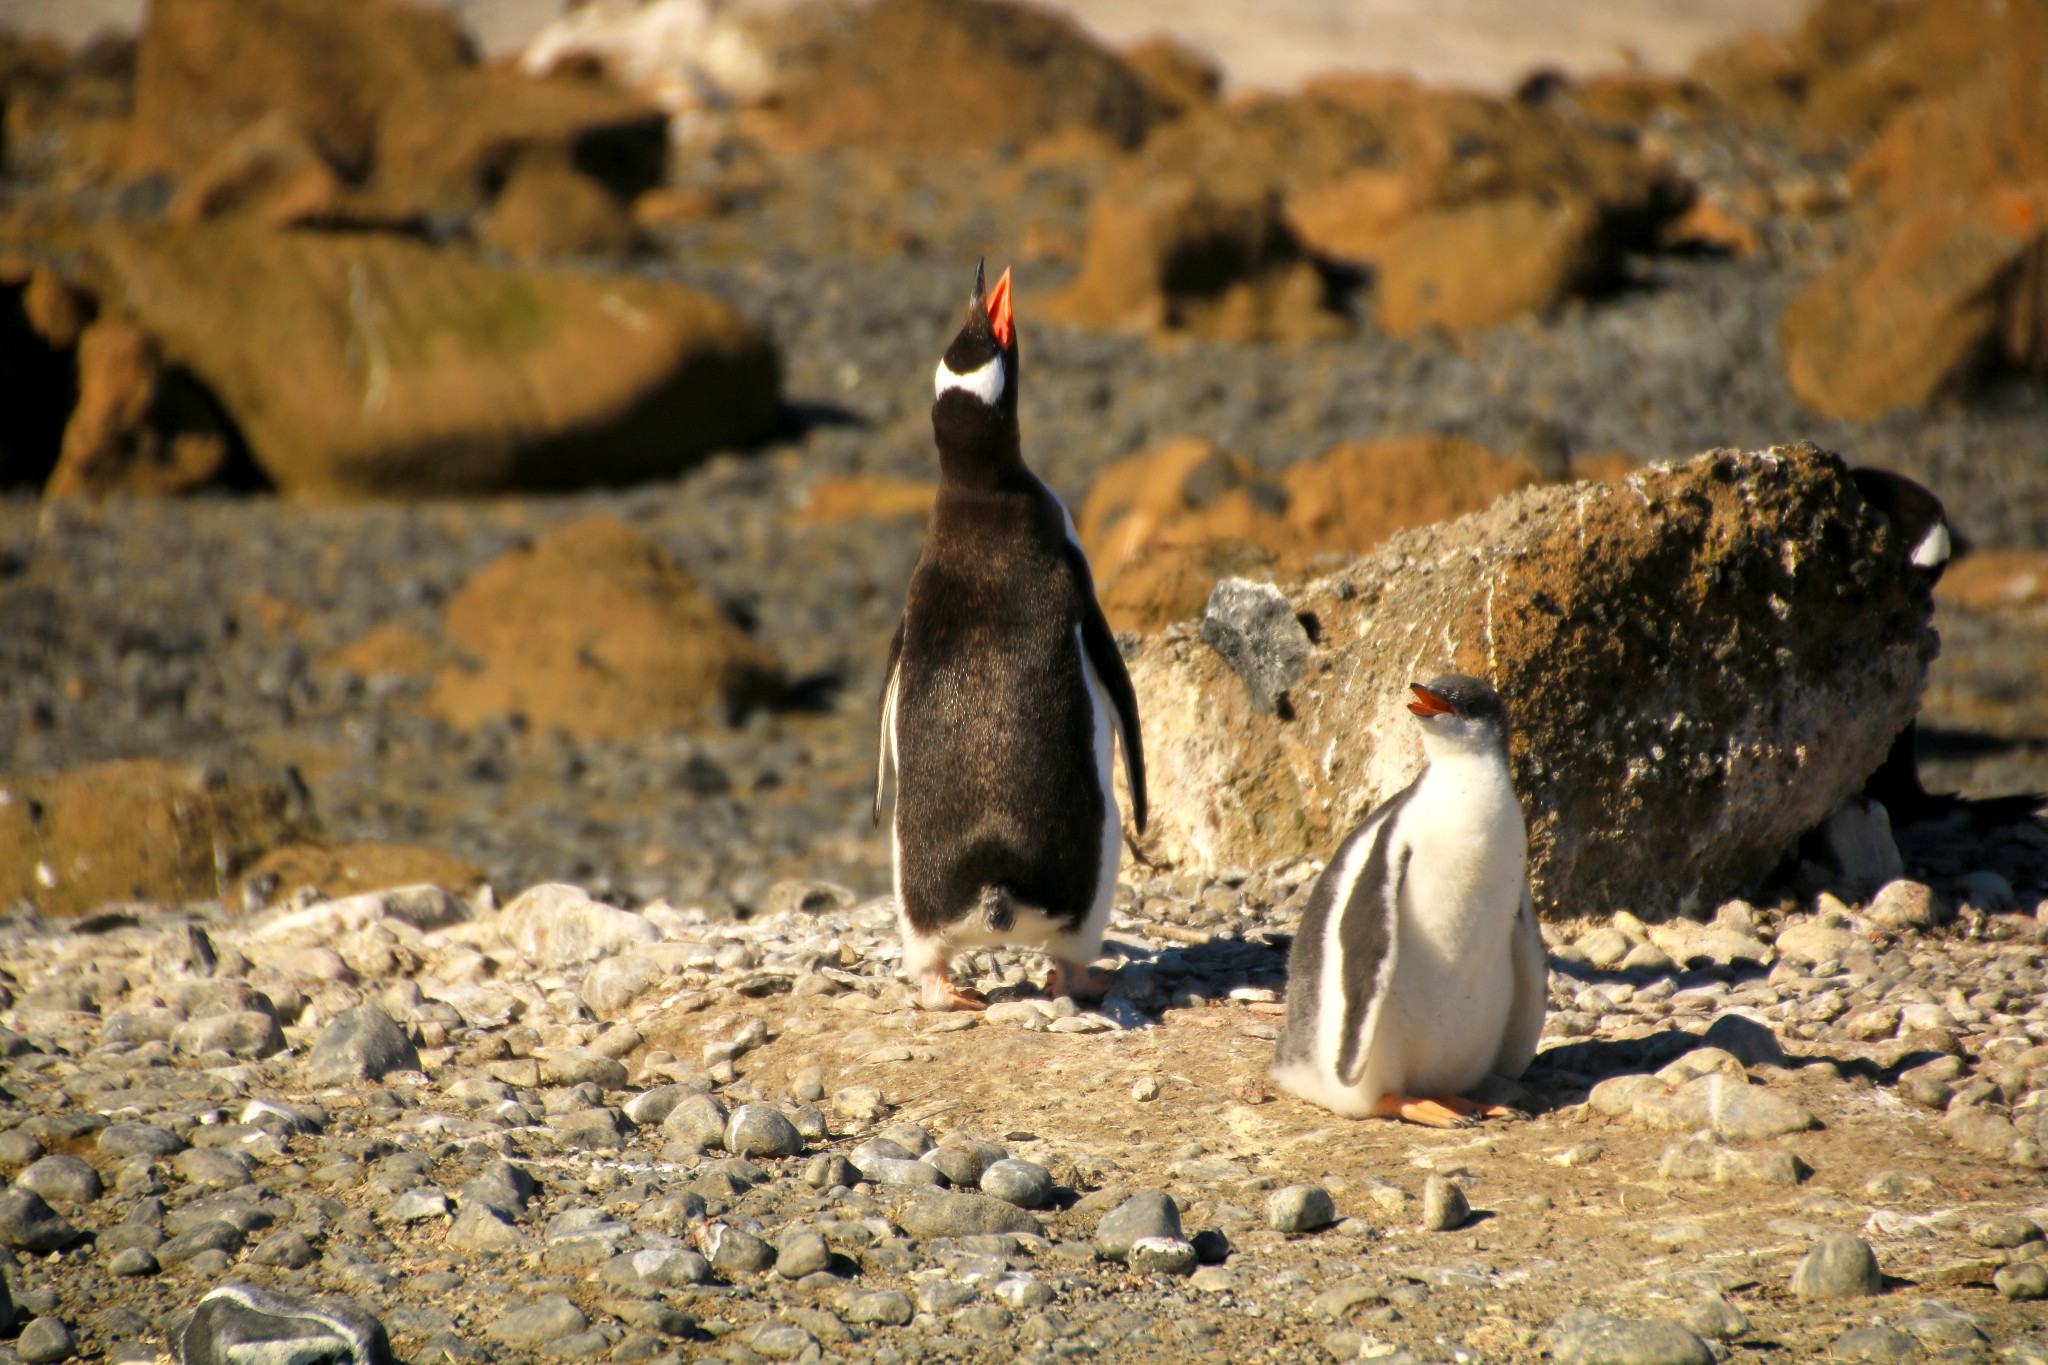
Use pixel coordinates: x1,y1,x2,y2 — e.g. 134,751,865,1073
1408,673,1510,756
1851,466,1959,579
931,260,1021,485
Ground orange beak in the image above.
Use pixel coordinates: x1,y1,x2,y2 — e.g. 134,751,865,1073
987,266,1013,348
1408,684,1457,717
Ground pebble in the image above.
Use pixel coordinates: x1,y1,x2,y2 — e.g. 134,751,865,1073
725,1104,805,1158
18,1317,76,1365
1264,1183,1337,1233
1829,1323,1919,1361
1790,1232,1884,1298
1680,1295,1749,1340
17,1154,102,1204
303,1005,420,1085
486,1295,588,1345
1971,1215,2043,1248
980,1159,1055,1209
0,1187,83,1252
663,1093,730,1148
838,1289,915,1326
1420,1176,1469,1233
97,1122,186,1158
1096,1191,1182,1260
898,1192,1043,1239
180,1284,391,1365
106,1246,159,1277
703,1223,777,1276
1128,1236,1199,1275
1997,1262,2048,1301
776,1230,832,1279
1131,1077,1161,1101
1545,1311,1714,1365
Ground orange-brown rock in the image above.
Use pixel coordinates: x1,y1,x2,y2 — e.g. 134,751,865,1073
1372,194,1600,335
426,514,783,739
322,624,441,681
1120,35,1222,121
1782,184,2048,420
127,0,666,223
797,476,938,524
45,318,230,498
1046,172,1343,342
164,110,347,227
68,222,782,496
1122,445,1936,917
21,264,89,348
479,154,640,263
758,0,1165,154
245,841,483,900
1079,434,1549,630
0,759,314,917
1937,550,2048,614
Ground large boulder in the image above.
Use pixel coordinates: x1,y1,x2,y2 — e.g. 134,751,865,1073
1122,445,1937,918
425,514,783,739
65,223,780,496
755,0,1166,153
126,0,666,223
0,760,313,917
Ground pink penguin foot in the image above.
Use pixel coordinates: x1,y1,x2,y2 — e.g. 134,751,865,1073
1048,961,1112,1001
920,973,987,1012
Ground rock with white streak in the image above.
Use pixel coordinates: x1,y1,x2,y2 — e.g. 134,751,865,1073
503,884,659,967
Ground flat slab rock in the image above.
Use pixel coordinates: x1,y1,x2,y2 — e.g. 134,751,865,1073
1124,444,1937,917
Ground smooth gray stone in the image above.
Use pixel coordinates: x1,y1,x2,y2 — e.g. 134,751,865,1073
1264,1184,1336,1233
919,1281,978,1312
922,1144,992,1187
542,1328,611,1357
804,1154,858,1190
601,1246,710,1288
447,1204,528,1252
874,1122,933,1156
1997,1262,2048,1300
746,1325,818,1359
1897,1300,1988,1347
19,1154,103,1205
179,1282,392,1365
303,1006,419,1086
724,1105,804,1159
1127,1237,1198,1275
173,1010,285,1059
1095,1191,1182,1260
980,1159,1054,1210
622,1085,684,1127
536,1047,627,1089
1829,1323,1918,1361
1421,1176,1470,1232
1970,1215,2044,1248
0,1129,45,1165
174,1148,256,1190
1546,1311,1715,1365
775,1231,832,1280
459,1160,538,1219
18,1316,76,1365
165,1195,275,1237
955,1303,1014,1334
704,1224,776,1276
0,1187,83,1252
1791,1233,1884,1298
660,1094,729,1149
157,1222,245,1265
107,1246,160,1277
98,1122,186,1158
486,1295,588,1346
899,1193,1044,1240
857,1156,944,1189
1681,1295,1749,1340
249,1230,317,1269
380,1187,450,1223
837,1290,914,1326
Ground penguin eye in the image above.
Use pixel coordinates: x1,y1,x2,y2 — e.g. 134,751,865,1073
934,353,1005,406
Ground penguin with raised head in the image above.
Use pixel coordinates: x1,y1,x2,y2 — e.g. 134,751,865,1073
1272,674,1546,1126
875,263,1147,1011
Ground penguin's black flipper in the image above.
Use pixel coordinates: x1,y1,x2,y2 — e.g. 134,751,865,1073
875,617,905,826
1067,543,1147,832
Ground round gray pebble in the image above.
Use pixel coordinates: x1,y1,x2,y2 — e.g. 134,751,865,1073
1421,1176,1469,1232
776,1230,831,1279
838,1289,915,1326
1996,1261,2048,1301
724,1104,804,1159
1790,1232,1884,1298
107,1246,160,1277
1127,1236,1198,1276
980,1159,1054,1209
487,1295,589,1345
1264,1183,1336,1233
804,1154,858,1189
18,1316,76,1365
18,1155,102,1205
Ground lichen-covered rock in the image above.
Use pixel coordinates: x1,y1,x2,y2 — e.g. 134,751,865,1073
1123,445,1936,917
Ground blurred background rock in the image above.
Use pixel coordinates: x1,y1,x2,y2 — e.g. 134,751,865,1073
0,0,2043,920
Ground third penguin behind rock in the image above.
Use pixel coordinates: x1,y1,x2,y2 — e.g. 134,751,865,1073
875,263,1147,1011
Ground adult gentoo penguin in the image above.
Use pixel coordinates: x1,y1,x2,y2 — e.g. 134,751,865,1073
1272,674,1546,1126
874,262,1147,1011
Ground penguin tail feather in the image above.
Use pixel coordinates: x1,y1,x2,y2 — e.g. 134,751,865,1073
979,884,1015,935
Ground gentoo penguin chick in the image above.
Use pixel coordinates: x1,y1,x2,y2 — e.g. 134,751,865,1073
875,262,1147,1011
1271,674,1546,1126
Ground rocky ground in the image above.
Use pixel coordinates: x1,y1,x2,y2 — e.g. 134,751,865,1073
1,870,2047,1365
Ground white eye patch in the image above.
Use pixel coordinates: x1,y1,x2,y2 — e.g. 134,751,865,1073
1910,522,1950,569
935,352,1005,406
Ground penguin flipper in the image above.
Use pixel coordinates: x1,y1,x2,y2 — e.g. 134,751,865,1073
1072,571,1148,833
874,619,904,826
1493,887,1547,1081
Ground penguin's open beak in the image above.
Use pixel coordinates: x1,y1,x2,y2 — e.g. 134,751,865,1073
1408,684,1458,717
987,266,1014,348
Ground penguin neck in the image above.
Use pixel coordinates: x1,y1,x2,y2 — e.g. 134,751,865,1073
935,425,1028,492
1415,736,1517,811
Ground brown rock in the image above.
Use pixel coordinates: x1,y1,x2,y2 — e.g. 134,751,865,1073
0,759,313,917
21,265,89,349
1279,436,1545,549
321,624,441,681
1373,194,1600,334
1120,36,1221,121
797,476,937,525
1121,445,1936,917
479,154,639,263
164,110,347,227
74,223,781,496
45,318,230,498
244,841,483,900
759,0,1165,153
1046,172,1343,342
1937,550,2048,613
127,0,665,223
426,514,782,739
1781,184,2048,420
1099,539,1280,636
1077,437,1283,586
